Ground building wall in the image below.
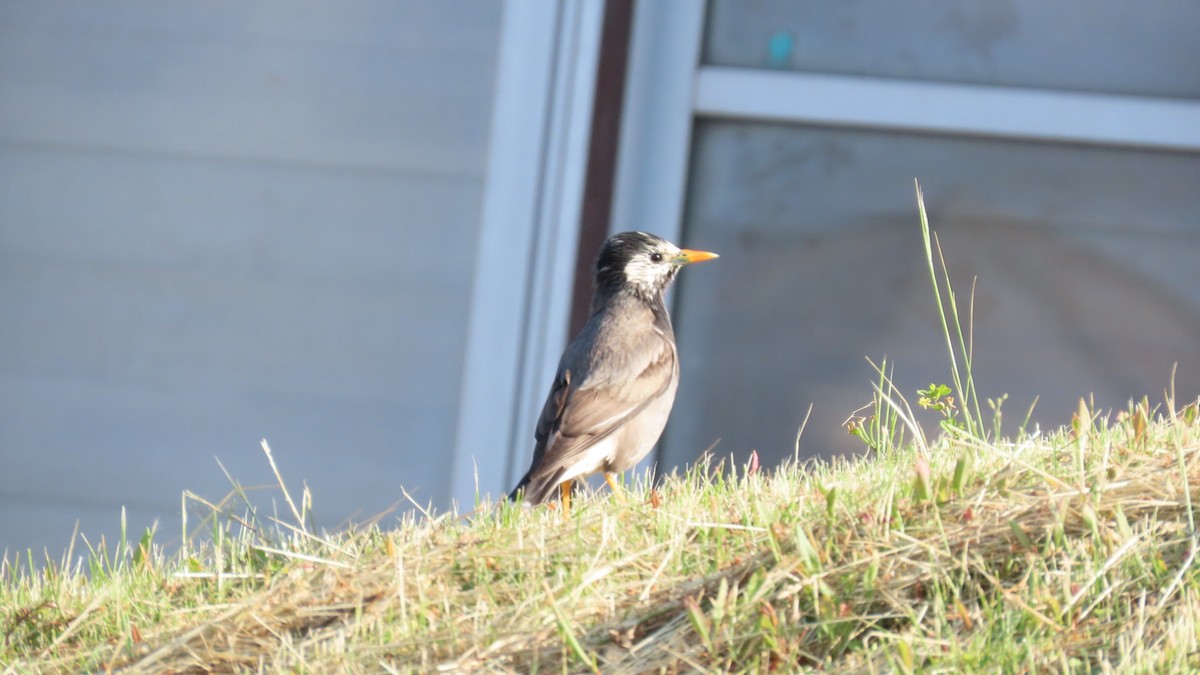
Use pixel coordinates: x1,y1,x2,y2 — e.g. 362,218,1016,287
0,2,501,555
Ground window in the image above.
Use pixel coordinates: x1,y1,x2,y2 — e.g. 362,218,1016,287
614,2,1200,472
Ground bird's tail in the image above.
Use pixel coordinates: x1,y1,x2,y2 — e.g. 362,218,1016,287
507,471,530,502
508,469,563,505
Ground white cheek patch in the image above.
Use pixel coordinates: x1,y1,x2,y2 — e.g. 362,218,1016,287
622,248,680,288
622,257,657,285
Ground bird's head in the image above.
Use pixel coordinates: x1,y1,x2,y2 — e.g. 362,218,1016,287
594,231,718,303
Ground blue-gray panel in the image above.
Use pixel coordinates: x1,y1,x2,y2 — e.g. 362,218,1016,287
0,2,501,556
1,374,449,556
0,2,499,175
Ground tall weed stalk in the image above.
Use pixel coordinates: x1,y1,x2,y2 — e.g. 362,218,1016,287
914,179,987,441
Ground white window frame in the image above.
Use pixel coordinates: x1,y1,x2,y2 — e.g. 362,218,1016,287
450,0,605,509
694,67,1200,150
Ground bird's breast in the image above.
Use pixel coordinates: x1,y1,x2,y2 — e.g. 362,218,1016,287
607,374,679,473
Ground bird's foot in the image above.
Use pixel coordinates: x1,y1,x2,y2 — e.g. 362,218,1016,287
604,472,627,503
559,479,573,517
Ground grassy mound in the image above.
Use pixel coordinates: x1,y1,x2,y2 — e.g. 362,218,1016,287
3,397,1199,672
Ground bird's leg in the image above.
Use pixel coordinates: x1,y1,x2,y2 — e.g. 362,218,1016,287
559,479,573,515
604,472,627,503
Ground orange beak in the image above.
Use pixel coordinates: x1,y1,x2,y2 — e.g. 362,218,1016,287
674,248,719,265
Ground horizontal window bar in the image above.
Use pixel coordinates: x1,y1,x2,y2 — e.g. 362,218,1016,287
695,66,1200,151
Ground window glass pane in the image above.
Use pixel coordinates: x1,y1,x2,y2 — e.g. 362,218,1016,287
704,0,1200,99
664,120,1200,470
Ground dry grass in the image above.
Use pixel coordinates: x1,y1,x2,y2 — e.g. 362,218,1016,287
3,396,1199,673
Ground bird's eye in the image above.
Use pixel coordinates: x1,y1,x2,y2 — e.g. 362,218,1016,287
649,252,664,263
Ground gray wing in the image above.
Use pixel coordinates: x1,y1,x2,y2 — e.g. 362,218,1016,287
513,329,677,504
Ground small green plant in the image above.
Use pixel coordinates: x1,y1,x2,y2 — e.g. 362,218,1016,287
851,180,1010,455
917,383,955,417
845,357,909,453
915,180,990,441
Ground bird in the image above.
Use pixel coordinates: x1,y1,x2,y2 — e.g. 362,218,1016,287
509,231,718,510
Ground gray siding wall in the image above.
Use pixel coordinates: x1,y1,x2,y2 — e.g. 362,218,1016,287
1,3,501,555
